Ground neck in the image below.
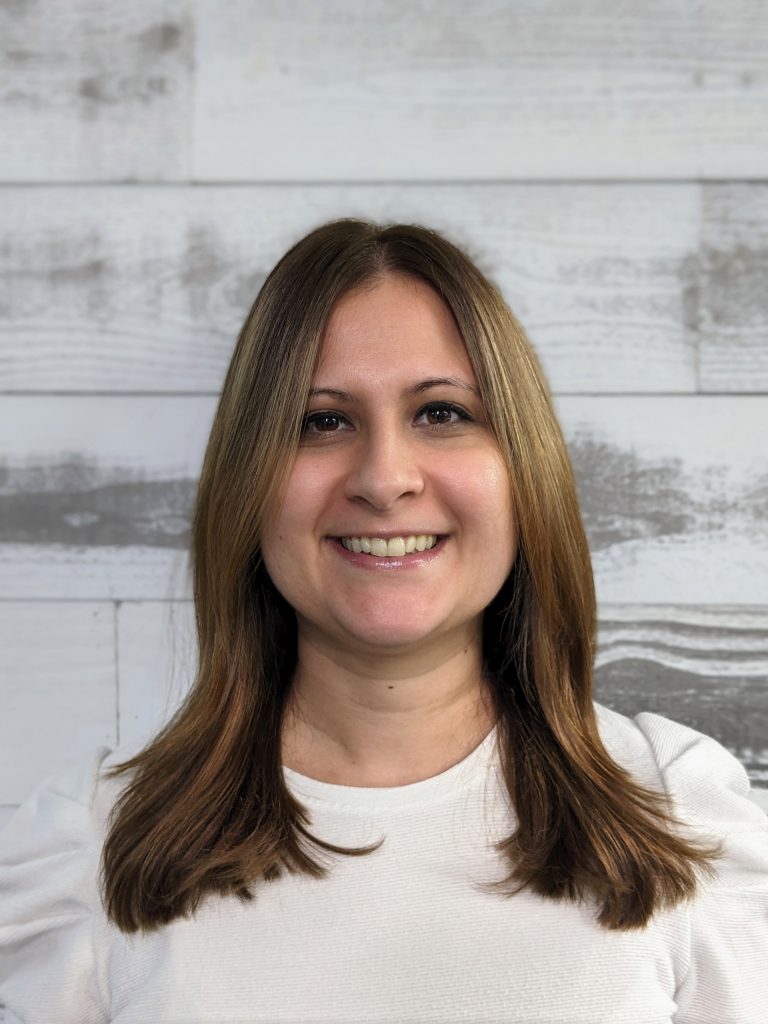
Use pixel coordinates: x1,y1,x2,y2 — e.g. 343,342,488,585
280,625,497,787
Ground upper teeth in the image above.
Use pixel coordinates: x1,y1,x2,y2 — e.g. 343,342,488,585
340,535,438,556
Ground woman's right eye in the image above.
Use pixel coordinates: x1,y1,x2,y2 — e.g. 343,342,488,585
300,412,348,436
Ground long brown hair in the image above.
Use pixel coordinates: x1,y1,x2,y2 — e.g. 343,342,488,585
100,217,721,934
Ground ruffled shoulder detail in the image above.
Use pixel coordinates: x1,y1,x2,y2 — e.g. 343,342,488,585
0,746,117,1024
596,704,768,1022
631,710,768,889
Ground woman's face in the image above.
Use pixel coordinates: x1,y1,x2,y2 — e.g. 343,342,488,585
260,273,518,659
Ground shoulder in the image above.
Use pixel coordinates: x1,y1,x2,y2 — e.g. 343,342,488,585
2,742,142,850
593,709,768,1022
0,744,143,1023
593,701,768,888
0,742,142,917
593,699,758,810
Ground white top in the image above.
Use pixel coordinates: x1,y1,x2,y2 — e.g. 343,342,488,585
1,703,767,1024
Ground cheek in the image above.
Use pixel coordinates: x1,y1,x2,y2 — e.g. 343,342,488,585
263,464,322,544
283,457,340,519
446,451,515,528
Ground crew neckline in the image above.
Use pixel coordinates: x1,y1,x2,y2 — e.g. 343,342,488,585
281,721,500,809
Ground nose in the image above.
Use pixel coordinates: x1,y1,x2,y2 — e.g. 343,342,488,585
342,424,425,510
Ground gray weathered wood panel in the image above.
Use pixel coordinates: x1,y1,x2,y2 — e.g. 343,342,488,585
595,605,768,785
1,395,766,602
699,184,768,391
194,0,768,181
0,394,208,600
0,0,192,181
0,181,753,395
4,1,766,184
2,183,765,393
560,394,768,603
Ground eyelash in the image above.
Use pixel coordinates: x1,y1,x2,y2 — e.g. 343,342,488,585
300,402,473,438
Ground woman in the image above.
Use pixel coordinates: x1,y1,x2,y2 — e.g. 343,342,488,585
1,218,766,1023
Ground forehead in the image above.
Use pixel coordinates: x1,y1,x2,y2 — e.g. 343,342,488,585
316,275,474,376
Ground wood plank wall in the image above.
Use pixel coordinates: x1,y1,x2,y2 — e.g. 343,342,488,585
1,1,767,827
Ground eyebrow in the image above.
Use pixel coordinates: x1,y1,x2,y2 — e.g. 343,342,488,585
307,376,482,402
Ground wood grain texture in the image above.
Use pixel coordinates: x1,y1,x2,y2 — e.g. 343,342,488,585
1,0,766,830
4,183,766,394
559,395,768,604
0,0,192,181
0,182,708,394
1,394,766,601
0,394,209,599
0,601,117,802
594,605,768,785
194,0,768,181
699,184,768,391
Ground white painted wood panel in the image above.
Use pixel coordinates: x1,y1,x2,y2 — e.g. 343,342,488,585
194,0,768,181
1,395,766,602
0,0,191,182
118,599,195,750
699,184,768,391
0,602,117,803
0,546,188,602
0,183,702,394
3,1,766,184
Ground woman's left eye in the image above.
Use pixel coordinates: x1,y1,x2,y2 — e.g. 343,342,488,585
417,402,471,428
299,402,471,438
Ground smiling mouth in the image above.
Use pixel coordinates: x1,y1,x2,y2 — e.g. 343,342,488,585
329,535,449,560
334,534,446,553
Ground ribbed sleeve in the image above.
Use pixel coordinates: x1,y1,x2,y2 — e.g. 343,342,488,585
0,746,114,1024
634,712,768,1024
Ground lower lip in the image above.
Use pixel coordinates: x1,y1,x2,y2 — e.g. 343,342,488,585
327,536,449,571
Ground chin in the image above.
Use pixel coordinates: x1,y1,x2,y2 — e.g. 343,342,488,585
338,616,446,652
